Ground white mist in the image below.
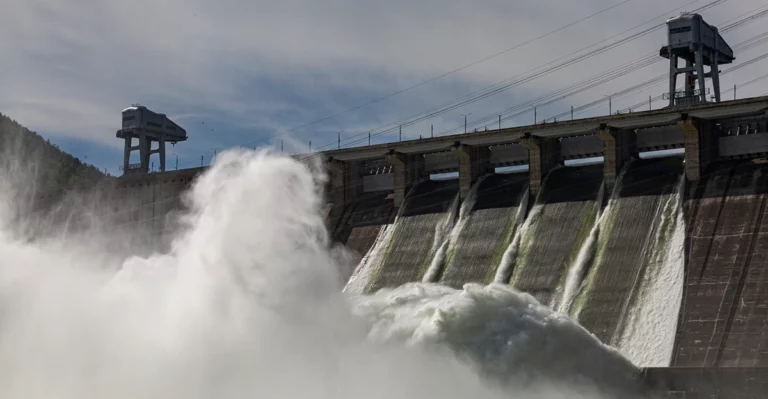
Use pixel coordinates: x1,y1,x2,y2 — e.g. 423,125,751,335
0,150,641,399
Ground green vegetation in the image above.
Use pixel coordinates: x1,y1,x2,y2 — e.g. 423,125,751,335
572,200,620,318
365,220,400,294
484,212,520,284
508,204,542,287
0,113,107,190
553,201,599,305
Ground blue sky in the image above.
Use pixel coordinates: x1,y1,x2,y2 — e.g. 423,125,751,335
2,0,767,175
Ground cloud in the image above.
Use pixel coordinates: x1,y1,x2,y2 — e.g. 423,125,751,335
1,0,767,173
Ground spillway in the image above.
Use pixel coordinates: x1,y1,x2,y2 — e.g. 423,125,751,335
674,160,768,367
438,174,529,288
574,157,684,348
366,179,458,293
333,191,396,288
614,172,685,367
333,191,395,262
509,165,604,307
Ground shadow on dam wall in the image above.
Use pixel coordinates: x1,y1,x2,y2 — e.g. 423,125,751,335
332,191,395,264
367,179,458,292
575,157,683,345
509,165,604,307
674,160,768,367
438,173,529,288
643,367,768,398
30,169,199,255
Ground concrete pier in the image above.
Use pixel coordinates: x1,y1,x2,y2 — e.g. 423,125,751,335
327,159,362,204
521,135,561,196
386,152,425,207
679,114,717,181
451,143,491,200
315,97,768,199
597,124,636,189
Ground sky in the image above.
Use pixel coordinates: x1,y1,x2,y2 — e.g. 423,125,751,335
1,0,767,175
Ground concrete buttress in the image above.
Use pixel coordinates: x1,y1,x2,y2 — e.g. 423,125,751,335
386,152,425,208
679,115,717,181
522,136,561,195
326,159,363,218
598,125,636,190
451,143,491,200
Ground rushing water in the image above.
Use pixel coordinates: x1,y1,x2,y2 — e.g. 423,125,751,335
0,150,644,398
423,176,482,283
614,174,686,367
557,182,606,314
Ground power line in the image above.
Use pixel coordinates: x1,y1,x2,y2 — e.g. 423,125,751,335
177,0,748,169
574,45,768,118
349,23,767,150
442,12,768,132
140,1,768,174
306,0,724,153
177,0,712,163
721,7,768,30
122,3,765,174
437,54,661,136
609,31,768,114
235,0,638,145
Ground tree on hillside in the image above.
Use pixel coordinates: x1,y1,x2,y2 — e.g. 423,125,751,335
0,112,108,193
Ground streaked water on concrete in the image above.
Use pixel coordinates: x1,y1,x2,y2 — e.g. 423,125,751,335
366,179,458,293
333,191,396,283
510,166,604,307
439,174,529,288
614,173,685,367
0,150,646,398
557,181,606,314
574,158,684,356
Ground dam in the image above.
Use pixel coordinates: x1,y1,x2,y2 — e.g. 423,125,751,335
327,98,768,396
33,95,768,397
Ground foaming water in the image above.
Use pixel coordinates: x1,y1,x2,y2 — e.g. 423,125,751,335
0,150,642,398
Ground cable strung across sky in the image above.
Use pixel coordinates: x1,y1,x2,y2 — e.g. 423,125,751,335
351,3,767,144
300,0,727,154
277,0,638,136
325,1,768,154
204,0,713,157
177,0,767,167
297,6,767,164
550,36,768,121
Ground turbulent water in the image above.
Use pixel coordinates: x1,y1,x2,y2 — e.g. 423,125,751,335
0,150,644,398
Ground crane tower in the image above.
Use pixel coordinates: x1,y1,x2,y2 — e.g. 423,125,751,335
660,13,734,107
116,105,188,175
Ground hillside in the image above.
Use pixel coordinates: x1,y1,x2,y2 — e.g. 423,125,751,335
0,112,107,191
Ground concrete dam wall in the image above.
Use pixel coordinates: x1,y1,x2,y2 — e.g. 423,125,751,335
31,168,202,253
509,165,603,309
340,157,690,366
68,148,766,370
366,179,459,292
336,157,768,373
32,153,768,371
675,160,768,368
30,98,768,396
440,173,528,288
